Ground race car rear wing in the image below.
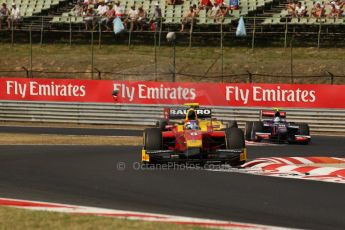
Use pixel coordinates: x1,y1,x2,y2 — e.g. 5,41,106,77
260,110,286,120
164,107,212,120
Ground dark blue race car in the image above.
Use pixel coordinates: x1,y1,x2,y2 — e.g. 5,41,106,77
245,110,311,144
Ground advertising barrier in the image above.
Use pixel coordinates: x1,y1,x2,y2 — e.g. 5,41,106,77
0,78,344,109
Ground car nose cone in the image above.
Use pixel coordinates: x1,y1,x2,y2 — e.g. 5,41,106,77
184,130,202,148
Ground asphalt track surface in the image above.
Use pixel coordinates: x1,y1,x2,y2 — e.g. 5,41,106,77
0,136,345,230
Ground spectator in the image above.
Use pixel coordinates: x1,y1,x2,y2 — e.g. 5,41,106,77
180,6,196,32
166,0,183,5
71,1,84,16
93,0,99,6
200,0,213,10
229,0,239,10
339,0,345,8
215,4,229,22
328,1,343,18
208,2,220,20
103,3,115,31
125,5,138,31
7,3,21,29
114,1,125,18
97,0,107,15
83,0,91,6
84,5,96,30
215,0,227,7
0,3,10,30
96,0,108,28
152,2,162,21
192,4,200,16
295,2,307,17
311,2,325,18
137,6,147,31
150,2,162,31
287,0,296,17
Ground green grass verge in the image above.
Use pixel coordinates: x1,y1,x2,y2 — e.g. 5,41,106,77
1,44,344,84
0,206,207,230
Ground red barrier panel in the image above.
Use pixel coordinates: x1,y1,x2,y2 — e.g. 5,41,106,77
0,78,344,109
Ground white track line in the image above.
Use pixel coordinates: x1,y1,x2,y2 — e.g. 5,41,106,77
0,197,291,230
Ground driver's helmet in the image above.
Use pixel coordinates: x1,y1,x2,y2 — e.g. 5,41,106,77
274,111,281,123
185,120,199,130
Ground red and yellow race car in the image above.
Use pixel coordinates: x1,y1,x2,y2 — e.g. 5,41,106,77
142,103,246,166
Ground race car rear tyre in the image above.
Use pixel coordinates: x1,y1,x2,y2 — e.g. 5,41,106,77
227,120,238,129
144,128,162,150
299,123,310,135
156,119,168,131
245,121,254,141
252,121,264,142
225,128,245,150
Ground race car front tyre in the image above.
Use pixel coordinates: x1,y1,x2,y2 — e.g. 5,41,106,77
227,120,238,129
144,128,162,150
252,121,264,142
225,128,245,149
299,123,310,135
245,121,254,141
156,119,168,131
298,123,310,145
225,128,245,166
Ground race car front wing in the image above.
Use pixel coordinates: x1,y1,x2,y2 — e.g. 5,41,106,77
255,132,310,143
142,148,246,164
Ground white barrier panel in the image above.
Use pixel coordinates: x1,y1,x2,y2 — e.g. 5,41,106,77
0,100,344,134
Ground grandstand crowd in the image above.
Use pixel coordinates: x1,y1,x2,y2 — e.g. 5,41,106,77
0,0,239,31
287,0,344,18
80,0,162,31
66,0,239,31
0,2,21,29
1,0,345,31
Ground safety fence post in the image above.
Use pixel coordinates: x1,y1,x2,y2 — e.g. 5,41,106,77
154,29,157,81
290,35,294,83
317,22,322,49
158,18,162,47
11,17,14,47
91,31,94,79
128,22,132,48
251,16,256,51
325,71,334,84
69,17,72,46
189,16,193,48
22,66,29,78
220,19,224,82
94,68,101,80
284,17,288,49
29,26,33,78
99,20,102,48
247,71,252,83
40,16,44,46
